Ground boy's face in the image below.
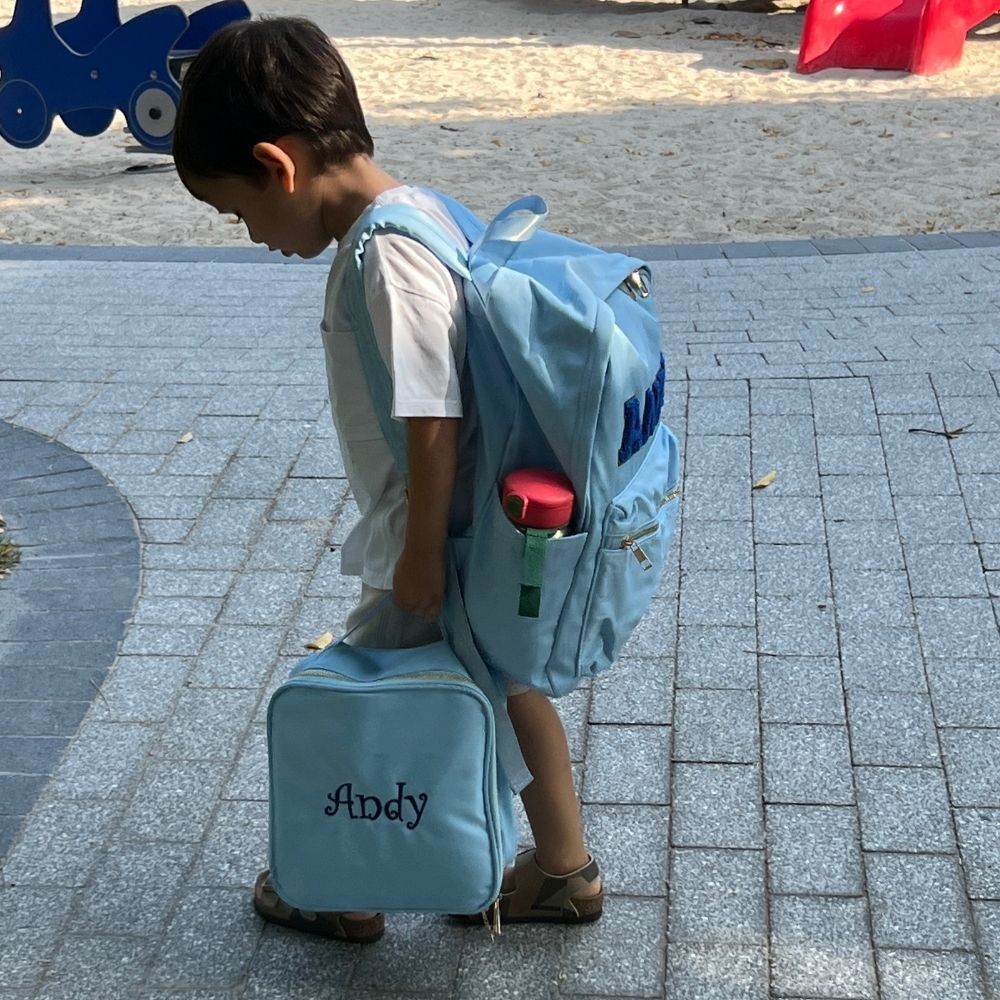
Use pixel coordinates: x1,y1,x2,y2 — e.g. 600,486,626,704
185,140,333,259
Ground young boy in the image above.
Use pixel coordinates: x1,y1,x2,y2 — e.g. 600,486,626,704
172,16,602,944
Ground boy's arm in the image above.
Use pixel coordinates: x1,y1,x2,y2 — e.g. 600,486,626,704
392,416,460,621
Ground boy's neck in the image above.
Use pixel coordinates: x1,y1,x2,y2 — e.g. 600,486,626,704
319,156,405,242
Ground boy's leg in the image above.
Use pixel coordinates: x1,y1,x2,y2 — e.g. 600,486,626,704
506,688,601,893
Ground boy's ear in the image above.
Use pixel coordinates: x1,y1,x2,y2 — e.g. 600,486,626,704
251,140,298,193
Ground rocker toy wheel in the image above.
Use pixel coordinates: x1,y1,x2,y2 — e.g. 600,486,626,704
127,81,178,151
62,109,117,138
0,80,52,149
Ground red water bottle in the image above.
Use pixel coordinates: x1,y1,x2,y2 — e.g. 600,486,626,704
501,469,575,618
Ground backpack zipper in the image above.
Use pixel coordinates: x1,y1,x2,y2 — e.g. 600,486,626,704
620,487,680,568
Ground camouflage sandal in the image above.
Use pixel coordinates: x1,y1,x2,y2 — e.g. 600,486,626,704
253,870,385,944
454,849,603,928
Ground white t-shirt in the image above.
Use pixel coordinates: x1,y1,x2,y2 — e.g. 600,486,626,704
321,186,475,589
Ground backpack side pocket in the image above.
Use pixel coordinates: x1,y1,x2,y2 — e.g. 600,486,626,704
462,490,588,692
577,424,681,677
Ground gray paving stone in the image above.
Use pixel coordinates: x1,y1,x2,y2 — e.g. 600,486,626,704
191,626,284,689
760,656,844,724
975,901,1000,999
669,848,766,945
612,597,676,658
914,598,1000,659
455,922,567,1000
131,595,223,627
191,799,268,888
672,763,763,849
681,474,750,521
839,626,927,692
151,687,256,760
866,852,975,949
816,435,886,476
826,520,904,571
962,474,1000,519
42,935,157,998
590,657,672,724
219,571,308,626
247,520,329,570
271,476,346,521
679,570,755,627
877,949,987,1000
933,370,1000,396
675,626,757,689
944,730,1000,807
2,800,119,886
580,803,668,896
895,495,974,544
559,896,667,996
665,943,769,1000
846,690,940,767
757,595,838,656
956,808,1000,899
755,543,831,599
224,723,268,802
119,758,229,842
906,543,988,597
766,804,862,896
149,888,261,989
763,724,854,805
929,659,1000,728
232,929,353,999
186,498,271,546
856,766,954,853
833,569,913,627
952,431,1000,475
141,570,236,598
349,912,465,992
753,495,825,544
870,374,939,414
687,395,749,436
66,841,194,937
582,725,669,804
681,519,753,571
673,689,759,764
769,895,875,999
684,435,751,477
48,721,154,799
119,624,211,656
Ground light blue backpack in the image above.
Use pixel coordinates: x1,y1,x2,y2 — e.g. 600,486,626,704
344,192,681,698
266,588,521,914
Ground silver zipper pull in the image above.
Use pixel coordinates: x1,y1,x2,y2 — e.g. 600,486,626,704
624,538,653,570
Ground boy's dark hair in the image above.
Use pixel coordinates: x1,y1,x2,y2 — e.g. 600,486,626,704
172,16,374,181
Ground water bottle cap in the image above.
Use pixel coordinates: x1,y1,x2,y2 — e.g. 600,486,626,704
502,468,575,529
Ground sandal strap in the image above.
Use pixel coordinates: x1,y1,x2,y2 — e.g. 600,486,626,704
500,850,601,920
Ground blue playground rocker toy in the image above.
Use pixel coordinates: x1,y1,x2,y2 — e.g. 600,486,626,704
0,0,249,151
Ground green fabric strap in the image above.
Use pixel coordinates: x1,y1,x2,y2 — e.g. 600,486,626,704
518,528,550,618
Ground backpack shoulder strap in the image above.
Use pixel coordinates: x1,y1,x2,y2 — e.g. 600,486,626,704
341,201,473,475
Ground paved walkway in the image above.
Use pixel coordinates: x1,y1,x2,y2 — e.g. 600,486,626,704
1,236,999,999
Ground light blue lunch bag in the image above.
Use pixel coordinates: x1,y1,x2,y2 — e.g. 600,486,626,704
266,595,521,914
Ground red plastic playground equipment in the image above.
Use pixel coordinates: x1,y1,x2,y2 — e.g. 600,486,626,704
797,0,1000,75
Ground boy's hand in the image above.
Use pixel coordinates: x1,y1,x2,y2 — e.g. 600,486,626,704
393,545,446,621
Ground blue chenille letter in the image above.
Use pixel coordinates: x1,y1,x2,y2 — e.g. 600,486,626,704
618,396,643,464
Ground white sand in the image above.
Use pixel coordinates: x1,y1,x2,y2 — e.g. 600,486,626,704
1,0,999,246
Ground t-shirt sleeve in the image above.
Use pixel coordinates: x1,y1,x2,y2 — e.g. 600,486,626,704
362,232,465,421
